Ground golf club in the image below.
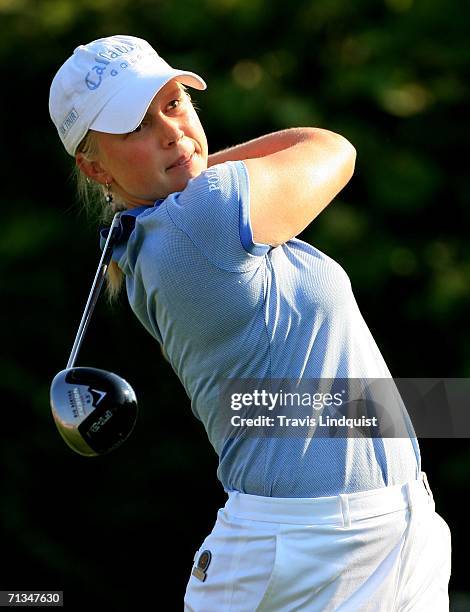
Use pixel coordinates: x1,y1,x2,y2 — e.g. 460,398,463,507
50,212,138,457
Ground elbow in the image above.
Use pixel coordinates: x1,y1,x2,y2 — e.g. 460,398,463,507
345,136,357,163
319,128,357,178
338,135,357,182
346,142,357,179
330,135,357,191
335,132,356,159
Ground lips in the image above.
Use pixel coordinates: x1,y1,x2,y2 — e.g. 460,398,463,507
167,151,195,170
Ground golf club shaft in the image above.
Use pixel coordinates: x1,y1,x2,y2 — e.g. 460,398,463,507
66,212,122,369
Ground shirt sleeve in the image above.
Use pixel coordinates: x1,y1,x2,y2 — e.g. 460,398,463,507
165,160,271,272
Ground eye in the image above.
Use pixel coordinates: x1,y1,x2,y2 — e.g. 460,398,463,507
167,98,181,111
167,90,192,112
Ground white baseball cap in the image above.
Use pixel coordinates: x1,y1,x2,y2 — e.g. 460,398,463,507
49,35,207,156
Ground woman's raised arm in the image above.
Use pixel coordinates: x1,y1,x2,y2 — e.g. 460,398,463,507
209,128,356,246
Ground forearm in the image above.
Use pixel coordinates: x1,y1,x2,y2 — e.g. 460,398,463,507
207,127,342,166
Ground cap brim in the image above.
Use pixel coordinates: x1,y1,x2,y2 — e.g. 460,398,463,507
89,69,206,135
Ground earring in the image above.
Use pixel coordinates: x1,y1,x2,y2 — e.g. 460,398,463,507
105,182,113,205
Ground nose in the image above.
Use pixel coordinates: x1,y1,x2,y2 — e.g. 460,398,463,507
158,115,184,148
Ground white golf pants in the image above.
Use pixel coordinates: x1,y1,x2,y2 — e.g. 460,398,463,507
184,472,451,611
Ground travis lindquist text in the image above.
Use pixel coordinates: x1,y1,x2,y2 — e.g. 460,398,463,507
231,415,379,428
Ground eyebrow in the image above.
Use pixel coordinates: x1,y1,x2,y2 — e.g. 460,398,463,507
167,83,185,97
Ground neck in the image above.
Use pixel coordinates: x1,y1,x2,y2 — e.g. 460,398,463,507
112,184,159,209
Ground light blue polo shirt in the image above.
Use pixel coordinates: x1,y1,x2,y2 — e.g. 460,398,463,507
108,160,420,497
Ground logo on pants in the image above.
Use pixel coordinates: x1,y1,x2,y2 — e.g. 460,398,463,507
192,550,212,582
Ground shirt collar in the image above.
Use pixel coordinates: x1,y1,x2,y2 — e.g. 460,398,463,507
99,200,163,250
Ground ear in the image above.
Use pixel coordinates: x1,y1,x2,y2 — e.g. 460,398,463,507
75,153,112,185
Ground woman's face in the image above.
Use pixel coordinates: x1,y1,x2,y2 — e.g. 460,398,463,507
85,79,208,206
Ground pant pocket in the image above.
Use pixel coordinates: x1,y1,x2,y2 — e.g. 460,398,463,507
184,512,279,612
433,512,452,587
254,534,280,611
256,525,349,612
398,509,452,611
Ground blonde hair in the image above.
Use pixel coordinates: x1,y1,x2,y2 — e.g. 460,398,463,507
74,131,127,301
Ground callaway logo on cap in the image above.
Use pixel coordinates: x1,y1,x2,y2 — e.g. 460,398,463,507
49,35,207,156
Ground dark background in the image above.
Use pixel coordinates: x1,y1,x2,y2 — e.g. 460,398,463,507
1,0,468,609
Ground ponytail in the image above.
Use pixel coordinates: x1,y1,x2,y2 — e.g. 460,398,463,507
74,131,125,302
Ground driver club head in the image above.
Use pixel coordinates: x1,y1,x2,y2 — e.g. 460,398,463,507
50,367,138,457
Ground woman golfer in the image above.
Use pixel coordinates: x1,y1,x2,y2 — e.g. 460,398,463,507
49,35,451,610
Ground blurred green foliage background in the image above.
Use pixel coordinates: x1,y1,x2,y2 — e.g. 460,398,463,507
0,0,468,609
